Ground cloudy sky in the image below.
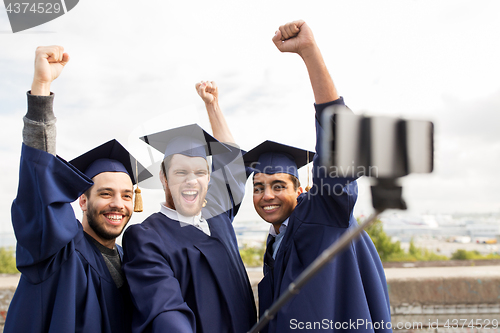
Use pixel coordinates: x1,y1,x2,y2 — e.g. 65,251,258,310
1,0,500,237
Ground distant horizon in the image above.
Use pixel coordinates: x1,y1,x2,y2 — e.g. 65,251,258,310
2,210,500,250
2,1,500,235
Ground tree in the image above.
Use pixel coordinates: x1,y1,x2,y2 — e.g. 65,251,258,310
239,243,265,267
364,219,447,262
450,249,500,260
0,247,18,273
365,218,404,261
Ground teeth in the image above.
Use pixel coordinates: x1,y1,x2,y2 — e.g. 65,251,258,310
106,214,122,221
263,205,279,211
183,191,197,195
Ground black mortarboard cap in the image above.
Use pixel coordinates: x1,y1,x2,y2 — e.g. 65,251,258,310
69,139,153,185
139,124,230,159
243,140,315,178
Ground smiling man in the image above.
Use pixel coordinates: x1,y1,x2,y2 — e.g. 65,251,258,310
82,173,132,242
254,172,300,227
248,142,310,231
244,140,313,260
73,154,135,246
122,82,256,333
242,21,392,332
4,45,151,333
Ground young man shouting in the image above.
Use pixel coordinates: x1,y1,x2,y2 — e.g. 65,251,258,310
122,82,256,333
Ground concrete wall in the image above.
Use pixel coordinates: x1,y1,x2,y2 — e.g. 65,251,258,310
2,267,500,332
387,266,500,332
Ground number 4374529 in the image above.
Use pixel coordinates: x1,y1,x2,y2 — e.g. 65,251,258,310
5,3,61,14
443,319,498,329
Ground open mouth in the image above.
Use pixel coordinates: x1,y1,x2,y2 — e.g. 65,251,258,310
181,190,199,203
262,205,280,213
103,213,124,225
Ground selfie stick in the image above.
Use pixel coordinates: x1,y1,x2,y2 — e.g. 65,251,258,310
248,207,385,333
248,106,432,333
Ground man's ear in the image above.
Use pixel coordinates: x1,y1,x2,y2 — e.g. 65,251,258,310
79,194,88,212
297,186,304,196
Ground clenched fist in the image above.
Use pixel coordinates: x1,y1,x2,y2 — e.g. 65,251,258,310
195,81,218,105
272,20,317,57
32,45,69,96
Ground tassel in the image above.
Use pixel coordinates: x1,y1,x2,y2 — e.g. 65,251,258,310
133,159,143,212
305,151,311,192
202,199,207,208
134,186,143,212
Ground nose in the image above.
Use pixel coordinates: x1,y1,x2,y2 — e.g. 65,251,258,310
185,172,199,185
109,193,125,210
263,186,275,201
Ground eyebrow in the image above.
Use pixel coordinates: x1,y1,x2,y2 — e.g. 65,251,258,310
96,187,114,193
96,187,133,193
172,167,209,174
253,180,288,187
173,166,208,171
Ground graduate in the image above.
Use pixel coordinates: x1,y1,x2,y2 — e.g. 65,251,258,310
241,21,392,332
5,45,151,333
122,82,256,333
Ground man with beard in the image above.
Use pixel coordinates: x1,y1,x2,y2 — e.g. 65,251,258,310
122,82,256,333
5,45,151,333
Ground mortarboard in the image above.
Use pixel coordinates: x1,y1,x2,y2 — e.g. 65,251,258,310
69,139,153,212
69,139,152,185
243,140,315,179
139,124,230,159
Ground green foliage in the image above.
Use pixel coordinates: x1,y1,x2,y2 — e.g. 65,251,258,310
0,247,18,273
451,249,475,260
365,219,403,261
408,239,419,256
404,239,448,261
451,249,500,260
239,243,265,267
364,219,448,262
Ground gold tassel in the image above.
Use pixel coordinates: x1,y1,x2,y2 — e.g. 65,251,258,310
202,199,207,208
134,187,143,212
305,151,311,192
133,159,144,212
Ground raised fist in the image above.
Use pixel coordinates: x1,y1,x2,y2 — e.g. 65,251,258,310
195,81,218,105
272,20,316,56
32,45,69,96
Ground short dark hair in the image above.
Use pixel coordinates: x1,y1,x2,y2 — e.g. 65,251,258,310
160,155,174,179
288,174,300,191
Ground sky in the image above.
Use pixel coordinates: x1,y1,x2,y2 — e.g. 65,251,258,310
1,0,500,237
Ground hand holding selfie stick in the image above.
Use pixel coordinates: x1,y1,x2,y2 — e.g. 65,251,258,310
248,106,433,333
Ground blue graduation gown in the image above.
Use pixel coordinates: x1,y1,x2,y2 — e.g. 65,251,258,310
258,99,392,333
122,149,256,333
5,144,133,333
